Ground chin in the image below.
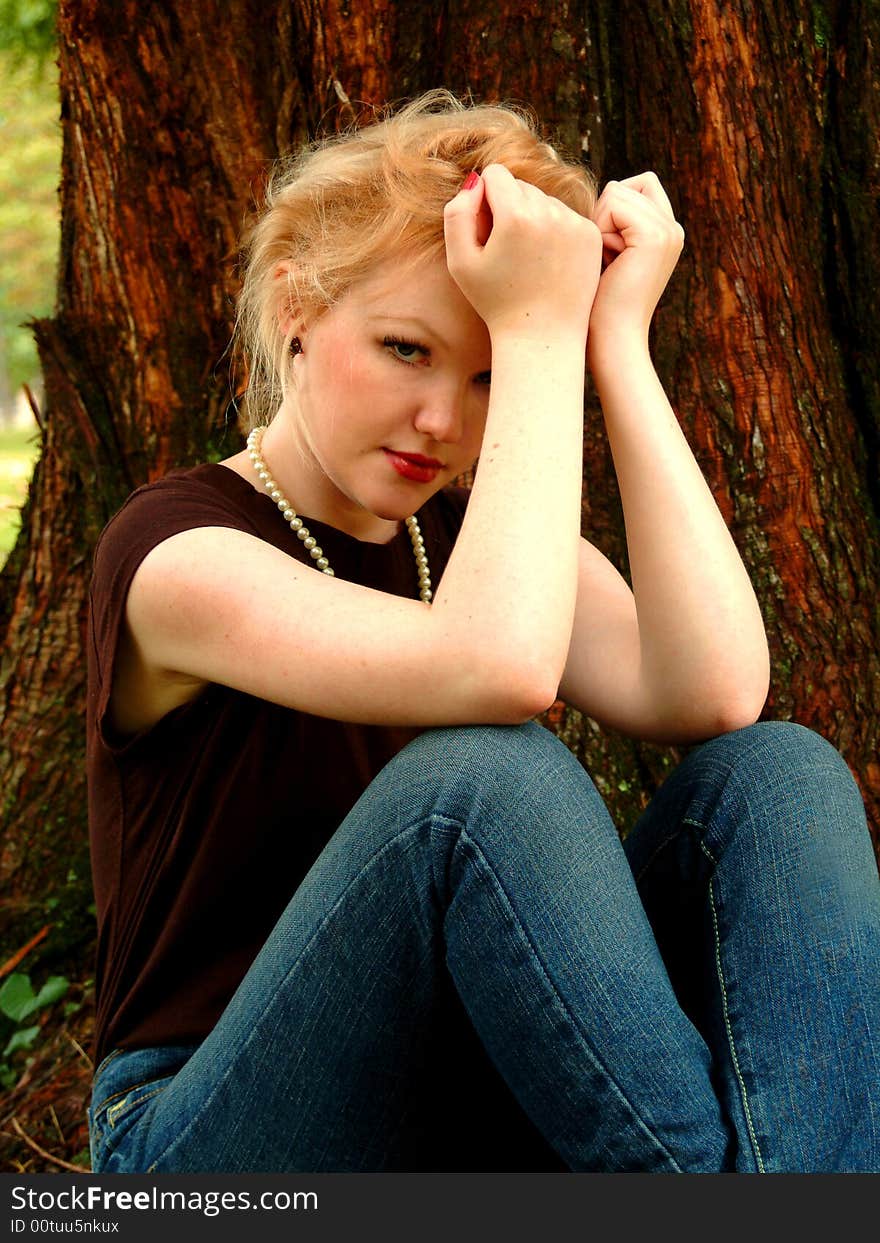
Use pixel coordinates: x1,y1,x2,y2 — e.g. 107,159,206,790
369,484,444,521
370,504,418,527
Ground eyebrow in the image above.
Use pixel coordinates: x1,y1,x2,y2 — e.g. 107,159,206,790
367,314,451,352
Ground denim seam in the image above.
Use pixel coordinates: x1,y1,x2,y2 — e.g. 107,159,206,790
683,817,766,1175
95,1076,171,1119
145,807,682,1173
453,824,686,1172
92,1048,124,1082
107,1083,170,1129
146,818,434,1172
633,827,683,887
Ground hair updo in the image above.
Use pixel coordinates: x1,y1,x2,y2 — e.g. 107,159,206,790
233,89,598,431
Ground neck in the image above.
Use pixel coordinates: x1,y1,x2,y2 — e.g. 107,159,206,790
255,414,400,545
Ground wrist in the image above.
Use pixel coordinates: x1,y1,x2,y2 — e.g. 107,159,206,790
490,331,587,396
489,321,588,359
587,323,652,376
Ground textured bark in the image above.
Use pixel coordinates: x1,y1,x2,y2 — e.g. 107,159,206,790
597,0,880,819
2,0,878,973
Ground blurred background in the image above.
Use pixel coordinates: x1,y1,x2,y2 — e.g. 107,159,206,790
0,0,57,565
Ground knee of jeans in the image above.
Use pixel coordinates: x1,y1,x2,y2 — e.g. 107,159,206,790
390,720,591,826
709,721,856,791
693,721,868,856
719,723,879,930
403,720,568,785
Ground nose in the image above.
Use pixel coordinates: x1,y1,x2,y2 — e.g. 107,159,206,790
412,379,468,445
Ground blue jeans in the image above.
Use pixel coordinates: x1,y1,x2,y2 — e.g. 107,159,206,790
88,721,880,1173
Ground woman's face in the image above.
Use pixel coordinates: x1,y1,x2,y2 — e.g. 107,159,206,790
287,253,492,536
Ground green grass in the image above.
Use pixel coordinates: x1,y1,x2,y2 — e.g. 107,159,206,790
0,422,39,565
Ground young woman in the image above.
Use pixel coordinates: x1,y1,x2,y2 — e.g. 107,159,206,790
86,91,880,1173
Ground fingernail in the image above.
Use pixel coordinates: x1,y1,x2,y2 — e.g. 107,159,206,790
461,170,480,191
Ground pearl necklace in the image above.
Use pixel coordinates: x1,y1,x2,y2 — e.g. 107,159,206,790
246,426,433,603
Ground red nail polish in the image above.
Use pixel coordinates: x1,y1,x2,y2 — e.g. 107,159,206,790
461,171,480,191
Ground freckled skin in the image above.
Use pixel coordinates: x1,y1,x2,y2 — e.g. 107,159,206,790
278,256,493,540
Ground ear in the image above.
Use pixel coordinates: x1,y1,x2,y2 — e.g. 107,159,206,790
274,261,308,348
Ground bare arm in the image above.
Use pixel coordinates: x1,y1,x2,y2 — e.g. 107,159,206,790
558,175,769,742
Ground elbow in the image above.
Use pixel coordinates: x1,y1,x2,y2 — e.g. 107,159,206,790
698,671,770,740
500,684,560,726
699,637,771,738
707,701,763,738
726,652,771,732
438,625,567,725
482,655,562,725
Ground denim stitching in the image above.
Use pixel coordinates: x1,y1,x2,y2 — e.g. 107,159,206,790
92,1048,124,1080
634,827,683,886
452,823,686,1172
146,819,435,1171
95,1076,169,1117
106,1098,127,1126
686,820,766,1174
146,810,684,1173
635,814,768,1172
107,1083,170,1129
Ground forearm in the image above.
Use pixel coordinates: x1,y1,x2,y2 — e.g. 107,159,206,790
433,334,586,702
591,331,769,727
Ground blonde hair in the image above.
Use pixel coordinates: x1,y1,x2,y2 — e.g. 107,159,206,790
233,89,597,431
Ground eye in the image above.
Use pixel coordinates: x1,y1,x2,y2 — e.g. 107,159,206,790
383,336,429,365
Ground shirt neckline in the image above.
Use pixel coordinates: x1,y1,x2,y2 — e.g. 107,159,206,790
189,462,411,552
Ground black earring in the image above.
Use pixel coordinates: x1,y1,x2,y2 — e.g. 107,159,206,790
290,337,302,356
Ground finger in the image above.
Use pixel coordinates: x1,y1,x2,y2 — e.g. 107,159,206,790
592,181,673,239
475,189,494,246
599,231,625,270
443,170,489,258
478,162,521,220
615,171,675,220
599,232,626,254
591,182,629,254
473,163,546,249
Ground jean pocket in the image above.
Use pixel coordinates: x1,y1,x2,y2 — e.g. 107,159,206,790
90,1073,177,1171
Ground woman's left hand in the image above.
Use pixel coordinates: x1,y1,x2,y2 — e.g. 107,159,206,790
564,172,770,742
587,172,684,353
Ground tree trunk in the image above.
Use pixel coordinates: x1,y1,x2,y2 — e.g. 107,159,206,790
2,0,878,979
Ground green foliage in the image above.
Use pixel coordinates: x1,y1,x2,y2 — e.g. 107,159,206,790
4,1023,40,1054
0,970,68,1024
0,0,57,65
0,970,69,1086
0,46,60,403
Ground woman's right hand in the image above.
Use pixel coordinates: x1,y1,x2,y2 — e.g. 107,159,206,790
443,165,602,340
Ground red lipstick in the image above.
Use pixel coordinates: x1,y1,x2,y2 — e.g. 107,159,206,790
383,449,443,483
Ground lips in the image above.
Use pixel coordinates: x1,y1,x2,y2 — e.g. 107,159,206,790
383,449,443,483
